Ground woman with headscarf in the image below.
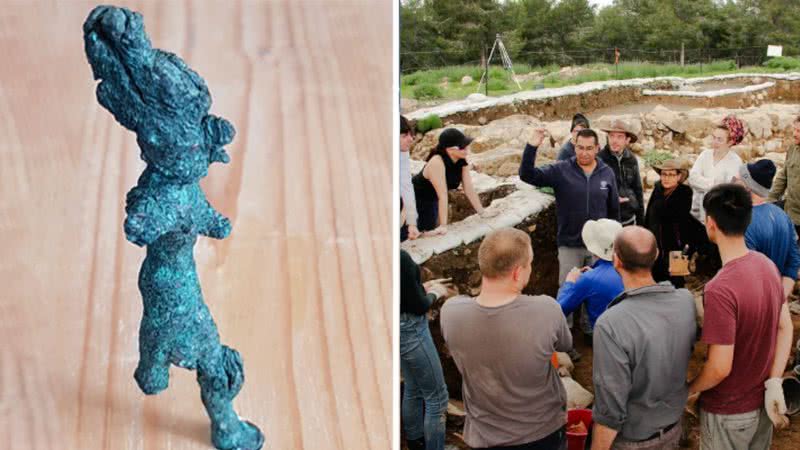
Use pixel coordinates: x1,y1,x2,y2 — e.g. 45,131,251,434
688,115,746,222
645,158,702,288
412,128,494,236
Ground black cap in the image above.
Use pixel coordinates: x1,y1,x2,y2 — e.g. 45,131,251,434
437,128,473,150
740,159,777,197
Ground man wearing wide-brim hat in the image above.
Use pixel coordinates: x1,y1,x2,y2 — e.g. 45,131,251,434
556,219,624,344
600,119,645,227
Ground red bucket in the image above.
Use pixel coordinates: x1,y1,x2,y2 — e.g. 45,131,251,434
566,409,592,450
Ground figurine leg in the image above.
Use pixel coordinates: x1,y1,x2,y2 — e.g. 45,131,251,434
197,345,264,450
134,346,170,395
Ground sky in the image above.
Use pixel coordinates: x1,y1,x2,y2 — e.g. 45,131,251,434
588,0,614,8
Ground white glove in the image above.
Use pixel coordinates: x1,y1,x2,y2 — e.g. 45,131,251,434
426,283,449,299
555,352,574,374
764,377,790,429
424,278,454,300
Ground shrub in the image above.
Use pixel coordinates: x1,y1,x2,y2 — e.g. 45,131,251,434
763,56,800,71
416,114,443,133
412,84,444,100
643,150,674,168
488,66,508,80
404,72,422,86
487,78,508,91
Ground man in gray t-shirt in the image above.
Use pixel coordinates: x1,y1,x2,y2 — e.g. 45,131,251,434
441,228,572,449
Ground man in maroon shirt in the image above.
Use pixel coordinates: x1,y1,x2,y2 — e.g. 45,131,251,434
688,183,793,449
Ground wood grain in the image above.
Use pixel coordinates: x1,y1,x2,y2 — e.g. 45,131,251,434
0,1,393,449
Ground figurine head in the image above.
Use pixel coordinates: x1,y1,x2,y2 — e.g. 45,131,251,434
84,5,235,183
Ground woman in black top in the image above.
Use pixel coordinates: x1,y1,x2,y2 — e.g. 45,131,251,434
413,128,492,236
645,158,703,288
400,250,451,450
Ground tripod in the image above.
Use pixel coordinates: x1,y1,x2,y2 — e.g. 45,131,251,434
477,33,522,93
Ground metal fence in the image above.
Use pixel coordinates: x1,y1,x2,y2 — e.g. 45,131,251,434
400,45,781,75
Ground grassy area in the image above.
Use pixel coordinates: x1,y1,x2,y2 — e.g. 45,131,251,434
643,150,675,169
401,59,799,101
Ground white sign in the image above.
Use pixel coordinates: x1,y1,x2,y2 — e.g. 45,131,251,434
768,45,783,57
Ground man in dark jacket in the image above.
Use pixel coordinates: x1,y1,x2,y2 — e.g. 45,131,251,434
600,119,644,226
519,128,620,285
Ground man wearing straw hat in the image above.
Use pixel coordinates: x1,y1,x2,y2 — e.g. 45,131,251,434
557,219,624,344
592,226,696,450
600,119,645,227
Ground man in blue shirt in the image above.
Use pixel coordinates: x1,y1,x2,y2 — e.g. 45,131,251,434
558,219,624,343
735,159,800,299
736,159,800,377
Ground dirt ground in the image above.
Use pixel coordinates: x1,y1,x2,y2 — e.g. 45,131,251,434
439,274,800,449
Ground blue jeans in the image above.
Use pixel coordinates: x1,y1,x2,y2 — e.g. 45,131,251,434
401,312,449,450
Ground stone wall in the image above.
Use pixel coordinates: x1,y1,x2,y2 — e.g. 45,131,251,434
407,73,800,127
409,103,798,190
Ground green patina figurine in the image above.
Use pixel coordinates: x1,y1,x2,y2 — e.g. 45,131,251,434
83,6,264,449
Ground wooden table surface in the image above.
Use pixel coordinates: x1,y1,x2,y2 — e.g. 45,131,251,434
0,1,392,449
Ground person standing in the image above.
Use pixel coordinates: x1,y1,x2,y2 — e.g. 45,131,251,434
557,113,591,161
599,119,644,226
768,115,800,236
400,249,451,450
644,158,702,288
688,115,745,223
736,159,800,299
688,184,792,450
442,228,571,450
519,127,620,285
591,226,696,450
